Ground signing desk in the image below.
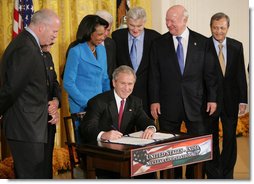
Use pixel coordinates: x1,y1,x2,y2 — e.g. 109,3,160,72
77,133,212,179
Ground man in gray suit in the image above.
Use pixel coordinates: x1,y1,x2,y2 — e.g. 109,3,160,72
149,5,217,179
0,9,60,178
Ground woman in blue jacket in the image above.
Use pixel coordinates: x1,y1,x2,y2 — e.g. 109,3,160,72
63,15,110,142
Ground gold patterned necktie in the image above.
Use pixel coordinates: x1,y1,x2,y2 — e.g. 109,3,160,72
218,43,226,76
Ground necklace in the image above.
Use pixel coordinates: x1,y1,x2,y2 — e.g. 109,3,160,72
91,48,96,53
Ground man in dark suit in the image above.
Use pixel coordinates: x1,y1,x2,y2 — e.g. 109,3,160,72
149,5,217,179
80,65,155,142
205,12,247,179
96,10,116,84
41,44,61,179
112,7,161,116
0,9,60,178
79,65,156,178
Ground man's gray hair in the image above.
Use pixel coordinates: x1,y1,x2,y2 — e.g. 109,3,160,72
112,65,136,81
30,9,58,25
126,6,146,22
96,10,113,24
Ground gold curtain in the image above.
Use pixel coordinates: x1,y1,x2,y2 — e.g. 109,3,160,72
0,0,152,147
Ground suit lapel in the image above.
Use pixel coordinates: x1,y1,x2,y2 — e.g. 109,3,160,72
184,32,197,76
136,29,148,74
120,31,132,67
168,34,183,76
225,39,233,76
209,38,224,77
80,42,101,68
108,97,118,128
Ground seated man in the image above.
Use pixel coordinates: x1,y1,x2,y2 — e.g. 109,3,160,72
79,65,156,179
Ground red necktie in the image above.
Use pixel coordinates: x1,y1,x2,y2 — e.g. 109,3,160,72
118,99,125,129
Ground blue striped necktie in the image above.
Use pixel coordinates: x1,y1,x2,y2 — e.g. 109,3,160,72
130,37,138,72
176,36,184,75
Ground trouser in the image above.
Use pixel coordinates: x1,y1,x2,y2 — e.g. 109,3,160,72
8,139,46,179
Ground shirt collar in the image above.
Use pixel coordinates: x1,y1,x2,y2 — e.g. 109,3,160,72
113,90,125,102
25,27,41,49
212,37,227,47
128,30,144,41
174,27,189,41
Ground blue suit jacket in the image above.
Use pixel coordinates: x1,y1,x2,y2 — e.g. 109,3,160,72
63,42,110,113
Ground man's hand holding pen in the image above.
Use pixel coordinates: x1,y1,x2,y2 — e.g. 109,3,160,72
101,130,123,141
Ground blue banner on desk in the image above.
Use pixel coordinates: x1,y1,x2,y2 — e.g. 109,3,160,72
130,134,212,176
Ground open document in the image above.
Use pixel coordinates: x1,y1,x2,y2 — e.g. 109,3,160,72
105,131,178,146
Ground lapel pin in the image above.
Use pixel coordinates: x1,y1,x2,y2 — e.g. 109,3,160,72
129,109,132,112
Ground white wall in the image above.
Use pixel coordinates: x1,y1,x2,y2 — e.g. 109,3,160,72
151,0,249,70
151,0,250,110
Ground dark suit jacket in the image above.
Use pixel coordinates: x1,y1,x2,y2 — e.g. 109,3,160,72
149,29,217,122
104,37,116,82
207,37,247,118
44,52,61,104
79,90,155,142
112,28,161,114
43,51,61,178
43,51,61,127
0,30,48,143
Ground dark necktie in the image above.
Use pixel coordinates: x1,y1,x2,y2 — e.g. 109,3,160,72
218,43,226,76
176,36,184,75
118,99,125,129
130,37,138,72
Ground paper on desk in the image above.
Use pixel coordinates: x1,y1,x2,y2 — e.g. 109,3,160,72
128,131,177,140
107,131,177,146
109,136,155,146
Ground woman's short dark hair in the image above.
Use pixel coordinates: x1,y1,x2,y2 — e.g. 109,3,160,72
76,15,109,43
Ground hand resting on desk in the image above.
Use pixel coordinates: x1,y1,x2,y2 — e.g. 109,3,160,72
101,127,155,141
142,127,155,139
101,130,123,141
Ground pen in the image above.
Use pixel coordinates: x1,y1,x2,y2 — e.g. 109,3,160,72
111,124,118,130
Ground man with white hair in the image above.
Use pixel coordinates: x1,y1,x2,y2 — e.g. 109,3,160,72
0,9,61,178
112,7,161,117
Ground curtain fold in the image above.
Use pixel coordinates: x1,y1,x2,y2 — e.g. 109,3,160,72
0,0,152,147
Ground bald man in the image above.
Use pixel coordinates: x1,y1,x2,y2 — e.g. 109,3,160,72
149,5,217,179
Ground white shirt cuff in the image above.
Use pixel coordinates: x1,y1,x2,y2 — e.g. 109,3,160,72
97,131,105,141
146,125,156,132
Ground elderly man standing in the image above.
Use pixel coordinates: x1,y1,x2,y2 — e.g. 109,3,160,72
0,9,60,179
112,7,161,117
205,12,247,179
149,5,217,179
